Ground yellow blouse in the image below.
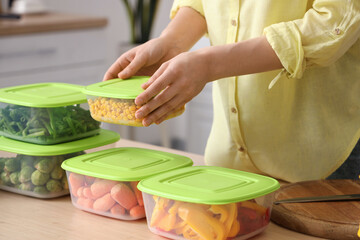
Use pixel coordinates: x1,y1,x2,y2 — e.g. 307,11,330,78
171,0,360,182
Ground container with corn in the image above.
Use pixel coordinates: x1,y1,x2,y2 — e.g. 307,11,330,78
83,77,185,127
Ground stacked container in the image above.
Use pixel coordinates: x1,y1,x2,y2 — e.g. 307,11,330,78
82,77,185,127
61,147,193,220
0,83,120,198
138,166,280,240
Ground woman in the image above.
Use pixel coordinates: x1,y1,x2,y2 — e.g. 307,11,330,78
104,0,360,182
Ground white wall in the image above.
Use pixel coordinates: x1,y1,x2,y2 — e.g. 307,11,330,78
43,0,173,69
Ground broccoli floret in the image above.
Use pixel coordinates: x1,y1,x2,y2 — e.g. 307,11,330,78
19,155,35,169
0,158,7,172
9,172,20,185
61,175,69,190
18,182,34,191
19,166,35,183
31,170,49,186
50,166,64,180
34,158,55,174
4,158,20,172
46,179,63,193
0,172,11,186
34,186,49,195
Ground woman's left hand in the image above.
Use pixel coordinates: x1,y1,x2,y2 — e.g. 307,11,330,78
135,50,211,126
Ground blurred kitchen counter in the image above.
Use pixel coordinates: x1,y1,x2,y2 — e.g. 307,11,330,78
0,12,107,36
0,12,108,88
0,139,324,240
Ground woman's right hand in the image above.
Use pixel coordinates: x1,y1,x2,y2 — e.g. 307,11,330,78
103,7,207,82
103,37,179,81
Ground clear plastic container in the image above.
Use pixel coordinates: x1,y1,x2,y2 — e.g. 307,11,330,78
65,172,146,220
83,77,185,127
0,83,101,144
138,166,280,240
0,151,84,198
61,147,193,220
0,129,120,198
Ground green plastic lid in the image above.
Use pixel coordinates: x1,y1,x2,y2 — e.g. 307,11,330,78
0,129,120,156
0,82,88,108
82,77,149,99
138,166,280,205
61,147,193,181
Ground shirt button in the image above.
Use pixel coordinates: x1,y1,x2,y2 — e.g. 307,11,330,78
334,28,341,35
239,146,245,152
231,19,237,26
231,107,237,113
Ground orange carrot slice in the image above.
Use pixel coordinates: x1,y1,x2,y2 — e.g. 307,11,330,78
91,179,117,198
110,183,137,210
83,186,96,199
93,193,116,212
68,173,85,197
129,205,145,218
77,186,85,198
85,176,96,185
77,197,94,209
110,204,126,216
130,181,144,206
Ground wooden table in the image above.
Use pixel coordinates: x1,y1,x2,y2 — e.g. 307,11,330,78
0,139,324,240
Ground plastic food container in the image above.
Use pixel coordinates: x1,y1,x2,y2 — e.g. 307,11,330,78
0,129,120,198
0,83,101,145
138,166,280,240
83,77,185,127
61,147,193,220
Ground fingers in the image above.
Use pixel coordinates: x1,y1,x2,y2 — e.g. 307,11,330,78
140,62,166,90
135,63,169,106
135,70,187,126
140,94,185,126
102,53,134,81
118,52,147,79
103,46,147,81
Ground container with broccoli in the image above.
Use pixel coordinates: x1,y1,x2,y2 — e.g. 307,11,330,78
0,83,101,145
0,129,120,198
0,153,84,198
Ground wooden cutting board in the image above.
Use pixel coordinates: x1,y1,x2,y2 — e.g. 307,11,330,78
271,179,360,240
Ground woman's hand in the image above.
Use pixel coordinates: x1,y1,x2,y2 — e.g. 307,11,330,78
103,7,207,82
103,37,179,81
135,50,211,126
102,6,208,126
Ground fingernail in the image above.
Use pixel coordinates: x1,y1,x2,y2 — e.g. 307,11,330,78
135,110,143,119
135,98,143,106
118,71,127,79
143,119,152,126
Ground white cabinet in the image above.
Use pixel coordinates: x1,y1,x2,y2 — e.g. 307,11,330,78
0,13,107,87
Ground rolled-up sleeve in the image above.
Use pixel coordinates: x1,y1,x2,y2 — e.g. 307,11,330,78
264,0,360,79
170,0,204,19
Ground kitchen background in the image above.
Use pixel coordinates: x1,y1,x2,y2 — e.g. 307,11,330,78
0,0,212,155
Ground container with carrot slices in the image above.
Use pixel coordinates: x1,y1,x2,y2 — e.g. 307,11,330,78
138,166,280,240
83,77,185,127
61,147,193,220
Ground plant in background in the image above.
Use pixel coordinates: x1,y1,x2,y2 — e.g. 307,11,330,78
121,0,160,44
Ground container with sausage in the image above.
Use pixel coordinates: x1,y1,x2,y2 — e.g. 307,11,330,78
61,147,193,220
